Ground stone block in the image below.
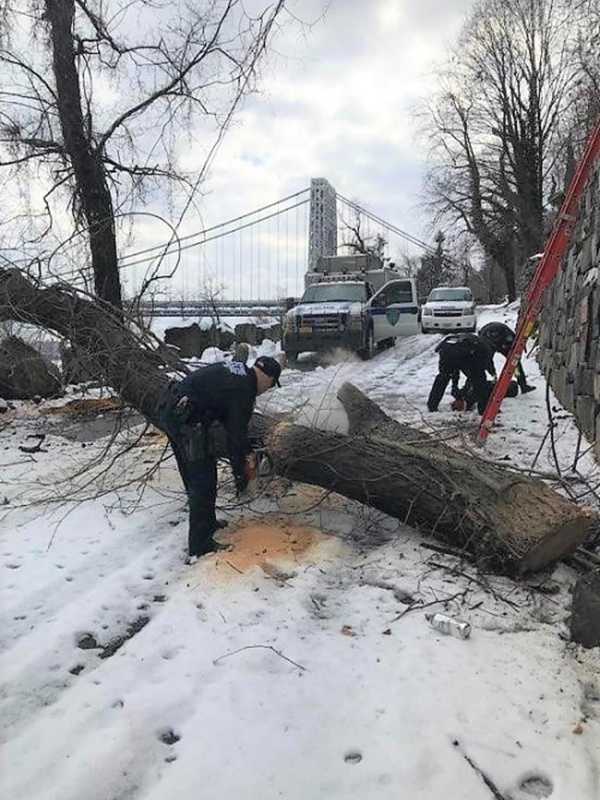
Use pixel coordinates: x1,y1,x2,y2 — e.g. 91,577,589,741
0,337,62,399
164,323,212,358
570,573,600,649
575,395,597,439
234,322,264,345
577,367,595,396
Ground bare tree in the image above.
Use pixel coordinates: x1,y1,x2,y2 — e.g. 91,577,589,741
416,230,454,297
340,207,387,261
421,0,596,301
0,0,289,308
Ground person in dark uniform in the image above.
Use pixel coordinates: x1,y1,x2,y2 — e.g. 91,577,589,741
427,333,496,413
478,321,535,393
452,377,519,411
159,356,281,559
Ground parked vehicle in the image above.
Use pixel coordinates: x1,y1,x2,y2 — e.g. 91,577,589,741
282,255,419,361
420,286,476,333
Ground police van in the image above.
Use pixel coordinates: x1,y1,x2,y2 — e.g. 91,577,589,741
282,255,419,361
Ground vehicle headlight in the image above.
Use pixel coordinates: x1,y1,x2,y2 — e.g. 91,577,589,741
422,306,433,316
463,305,475,315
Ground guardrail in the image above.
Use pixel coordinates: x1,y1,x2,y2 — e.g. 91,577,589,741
136,300,290,317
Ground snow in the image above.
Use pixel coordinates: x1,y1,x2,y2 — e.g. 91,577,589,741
1,304,599,799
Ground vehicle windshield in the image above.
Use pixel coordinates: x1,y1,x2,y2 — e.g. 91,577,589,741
301,283,367,303
428,288,473,302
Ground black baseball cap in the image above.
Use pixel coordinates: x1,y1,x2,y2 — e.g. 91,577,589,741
254,356,282,387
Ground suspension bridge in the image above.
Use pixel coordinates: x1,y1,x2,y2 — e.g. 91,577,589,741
4,179,447,309
118,178,442,310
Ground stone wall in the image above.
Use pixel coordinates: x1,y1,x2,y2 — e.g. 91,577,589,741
538,159,600,445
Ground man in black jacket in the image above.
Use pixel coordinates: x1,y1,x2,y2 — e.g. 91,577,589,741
478,321,535,393
427,333,496,413
159,356,281,558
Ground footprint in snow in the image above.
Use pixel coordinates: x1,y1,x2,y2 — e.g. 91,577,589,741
344,751,362,765
158,728,180,746
518,773,553,798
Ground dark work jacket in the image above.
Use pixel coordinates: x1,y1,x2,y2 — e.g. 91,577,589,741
435,333,496,376
176,362,257,480
478,322,515,356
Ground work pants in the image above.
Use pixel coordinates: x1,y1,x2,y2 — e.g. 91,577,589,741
158,386,219,556
428,355,489,414
496,344,530,392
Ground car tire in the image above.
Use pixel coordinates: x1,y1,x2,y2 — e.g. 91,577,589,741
421,324,430,334
360,327,375,360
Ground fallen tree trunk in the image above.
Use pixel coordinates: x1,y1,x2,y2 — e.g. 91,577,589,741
245,384,593,573
1,268,593,573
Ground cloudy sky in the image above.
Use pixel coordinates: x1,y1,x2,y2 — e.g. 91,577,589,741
156,0,476,297
2,0,476,298
127,0,473,294
196,0,473,228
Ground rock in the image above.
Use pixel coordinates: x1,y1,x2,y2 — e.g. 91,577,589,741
233,342,251,364
265,322,281,341
217,328,235,350
0,397,7,414
0,337,62,400
234,322,264,345
164,323,212,358
234,322,281,346
570,572,600,648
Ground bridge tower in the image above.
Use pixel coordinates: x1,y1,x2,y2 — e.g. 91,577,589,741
308,178,337,272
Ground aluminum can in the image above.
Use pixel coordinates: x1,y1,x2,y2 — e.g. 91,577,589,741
425,612,471,639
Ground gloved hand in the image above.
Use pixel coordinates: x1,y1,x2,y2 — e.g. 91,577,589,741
174,395,191,420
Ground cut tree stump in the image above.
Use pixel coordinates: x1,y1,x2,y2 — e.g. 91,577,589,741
245,383,594,574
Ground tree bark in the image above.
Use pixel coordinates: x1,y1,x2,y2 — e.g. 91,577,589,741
45,0,122,311
0,267,593,573
0,268,165,420
245,384,593,573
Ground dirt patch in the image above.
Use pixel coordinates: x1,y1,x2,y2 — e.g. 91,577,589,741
213,518,327,576
45,398,123,417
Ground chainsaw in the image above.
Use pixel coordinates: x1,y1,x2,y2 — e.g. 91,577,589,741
243,438,274,494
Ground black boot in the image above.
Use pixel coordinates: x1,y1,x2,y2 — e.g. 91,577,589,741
188,520,232,558
521,384,536,394
188,534,231,560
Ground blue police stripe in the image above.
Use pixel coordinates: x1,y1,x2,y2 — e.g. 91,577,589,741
369,307,418,315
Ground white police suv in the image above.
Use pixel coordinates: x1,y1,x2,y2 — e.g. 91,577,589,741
420,286,476,334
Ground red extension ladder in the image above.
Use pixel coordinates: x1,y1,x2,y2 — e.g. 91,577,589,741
478,119,600,443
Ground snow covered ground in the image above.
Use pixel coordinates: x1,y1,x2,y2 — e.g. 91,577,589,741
1,305,599,800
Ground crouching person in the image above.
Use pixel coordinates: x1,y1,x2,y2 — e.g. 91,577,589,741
452,378,518,411
427,334,496,414
478,322,535,394
158,356,281,559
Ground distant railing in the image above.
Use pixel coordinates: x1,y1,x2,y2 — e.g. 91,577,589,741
136,299,296,317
